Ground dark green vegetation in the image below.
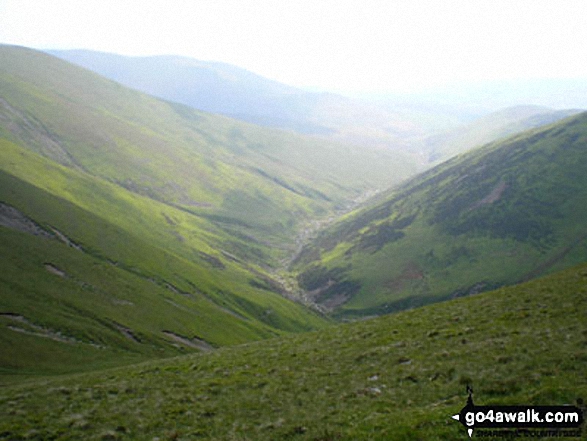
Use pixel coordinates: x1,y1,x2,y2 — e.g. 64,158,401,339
294,112,587,318
0,45,418,376
1,261,586,439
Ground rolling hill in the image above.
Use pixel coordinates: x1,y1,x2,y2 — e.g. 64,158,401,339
49,50,584,169
0,45,418,375
47,49,455,154
292,111,587,318
0,137,332,378
0,45,418,263
1,259,585,439
1,44,586,439
46,50,307,130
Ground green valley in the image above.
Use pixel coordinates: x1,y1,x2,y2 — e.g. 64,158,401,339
293,112,587,318
0,45,416,263
0,138,329,378
2,45,586,377
0,45,414,376
1,3,587,439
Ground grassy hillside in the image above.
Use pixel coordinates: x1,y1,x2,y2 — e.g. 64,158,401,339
0,45,416,264
293,112,587,318
1,260,585,439
0,139,329,378
2,45,444,376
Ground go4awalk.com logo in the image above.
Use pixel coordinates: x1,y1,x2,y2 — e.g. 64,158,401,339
451,387,585,438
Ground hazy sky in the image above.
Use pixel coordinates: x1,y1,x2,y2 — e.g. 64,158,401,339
1,0,586,93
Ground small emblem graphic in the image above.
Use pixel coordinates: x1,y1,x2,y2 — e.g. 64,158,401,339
451,386,584,438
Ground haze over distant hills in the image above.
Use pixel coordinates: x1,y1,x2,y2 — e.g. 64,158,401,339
47,50,303,126
366,77,587,115
48,49,587,166
46,49,466,156
423,105,582,161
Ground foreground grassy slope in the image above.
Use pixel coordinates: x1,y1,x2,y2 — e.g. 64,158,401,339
1,261,585,439
293,112,587,317
0,45,415,262
0,139,328,378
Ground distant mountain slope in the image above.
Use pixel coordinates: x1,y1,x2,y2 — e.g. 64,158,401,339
46,50,302,126
2,259,585,438
425,105,582,161
47,49,450,153
293,112,587,318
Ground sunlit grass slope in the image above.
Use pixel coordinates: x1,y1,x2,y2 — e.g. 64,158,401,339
1,260,585,439
0,44,414,377
0,139,328,378
293,112,587,318
0,45,414,263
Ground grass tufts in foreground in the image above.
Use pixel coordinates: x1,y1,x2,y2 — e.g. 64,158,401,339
1,261,586,439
